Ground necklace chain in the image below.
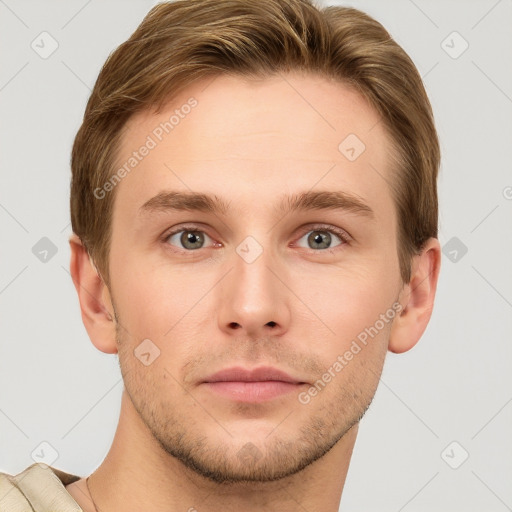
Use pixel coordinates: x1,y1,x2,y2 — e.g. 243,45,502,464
86,476,99,512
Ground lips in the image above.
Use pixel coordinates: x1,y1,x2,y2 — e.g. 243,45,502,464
202,366,306,403
203,366,302,384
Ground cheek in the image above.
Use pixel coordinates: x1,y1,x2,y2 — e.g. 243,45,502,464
111,251,183,326
110,254,216,370
292,260,398,345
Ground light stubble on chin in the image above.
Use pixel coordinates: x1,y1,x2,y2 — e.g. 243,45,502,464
113,310,387,485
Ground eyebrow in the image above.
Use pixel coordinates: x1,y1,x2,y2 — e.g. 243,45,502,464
139,190,375,219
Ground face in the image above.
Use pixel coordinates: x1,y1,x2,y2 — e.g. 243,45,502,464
107,72,404,483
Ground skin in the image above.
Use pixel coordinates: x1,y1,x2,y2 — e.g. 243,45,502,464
67,72,441,512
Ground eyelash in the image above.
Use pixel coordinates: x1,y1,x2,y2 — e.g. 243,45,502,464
162,223,351,253
293,224,351,251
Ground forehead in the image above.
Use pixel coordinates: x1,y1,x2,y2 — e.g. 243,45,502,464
114,72,396,223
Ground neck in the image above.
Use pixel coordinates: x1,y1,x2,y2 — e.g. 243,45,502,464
86,390,357,512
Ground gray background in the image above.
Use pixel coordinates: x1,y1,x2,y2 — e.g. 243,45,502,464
0,0,511,510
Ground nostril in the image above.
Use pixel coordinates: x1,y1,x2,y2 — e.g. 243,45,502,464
267,321,277,328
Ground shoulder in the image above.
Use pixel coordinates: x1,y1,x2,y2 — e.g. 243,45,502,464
0,462,83,511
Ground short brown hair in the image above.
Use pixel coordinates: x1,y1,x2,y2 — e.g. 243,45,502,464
70,0,439,286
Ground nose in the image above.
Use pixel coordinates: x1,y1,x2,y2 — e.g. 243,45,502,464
216,242,291,338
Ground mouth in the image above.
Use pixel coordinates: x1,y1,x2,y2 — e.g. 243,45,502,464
201,366,307,403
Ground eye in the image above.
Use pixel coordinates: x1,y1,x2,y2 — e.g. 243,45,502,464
162,224,350,253
165,228,215,251
295,227,349,251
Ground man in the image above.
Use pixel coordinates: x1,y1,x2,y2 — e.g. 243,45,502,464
0,0,441,510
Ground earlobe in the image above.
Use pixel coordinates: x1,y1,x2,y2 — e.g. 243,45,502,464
388,237,441,354
69,234,118,354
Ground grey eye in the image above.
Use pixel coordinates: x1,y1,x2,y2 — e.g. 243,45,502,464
297,230,343,250
167,230,212,250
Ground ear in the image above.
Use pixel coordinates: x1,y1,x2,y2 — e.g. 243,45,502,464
388,237,441,354
69,234,118,354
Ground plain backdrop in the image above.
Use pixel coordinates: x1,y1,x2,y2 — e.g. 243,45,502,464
0,1,511,511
